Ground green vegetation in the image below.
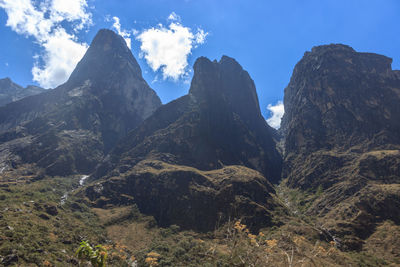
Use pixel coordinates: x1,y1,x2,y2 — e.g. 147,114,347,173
76,241,107,267
0,169,105,266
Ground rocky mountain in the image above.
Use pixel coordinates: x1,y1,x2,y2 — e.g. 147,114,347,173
85,56,284,231
281,44,400,249
0,29,161,176
0,77,45,107
1,32,400,265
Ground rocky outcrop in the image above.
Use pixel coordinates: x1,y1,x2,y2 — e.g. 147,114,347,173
86,55,284,231
0,78,45,107
281,44,400,250
0,29,161,176
86,160,282,232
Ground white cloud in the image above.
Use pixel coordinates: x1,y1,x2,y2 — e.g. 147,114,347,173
50,0,91,30
194,29,208,45
0,0,91,88
266,101,284,129
136,12,208,80
167,12,180,22
32,28,88,88
112,16,131,49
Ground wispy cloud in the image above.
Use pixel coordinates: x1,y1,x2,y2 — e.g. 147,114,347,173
266,101,284,129
136,12,208,81
0,0,92,88
111,16,131,49
167,12,180,22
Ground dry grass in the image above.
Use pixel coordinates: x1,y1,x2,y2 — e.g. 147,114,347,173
107,221,156,252
93,205,157,252
364,221,400,266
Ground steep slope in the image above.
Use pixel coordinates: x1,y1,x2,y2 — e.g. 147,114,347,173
0,29,161,176
281,44,400,250
0,77,45,107
85,56,284,231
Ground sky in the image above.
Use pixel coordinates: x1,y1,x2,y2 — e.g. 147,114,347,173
0,0,399,128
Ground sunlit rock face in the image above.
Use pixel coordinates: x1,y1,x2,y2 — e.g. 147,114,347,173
0,29,161,176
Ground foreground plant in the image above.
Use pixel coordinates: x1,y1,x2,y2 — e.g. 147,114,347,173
76,240,107,267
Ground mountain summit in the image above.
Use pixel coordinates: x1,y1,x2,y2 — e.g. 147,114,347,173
68,29,143,86
86,55,283,231
0,29,161,175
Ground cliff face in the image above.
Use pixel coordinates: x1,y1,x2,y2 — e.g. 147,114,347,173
282,44,400,157
85,55,284,231
0,29,161,175
281,44,400,249
0,78,45,107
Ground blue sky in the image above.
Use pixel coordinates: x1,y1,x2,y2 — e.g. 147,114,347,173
0,0,399,128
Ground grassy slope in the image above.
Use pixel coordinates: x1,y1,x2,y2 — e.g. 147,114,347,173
0,167,398,266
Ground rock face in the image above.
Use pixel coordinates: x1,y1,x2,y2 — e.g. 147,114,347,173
96,56,282,181
281,44,400,249
86,160,282,232
0,78,45,107
0,29,161,175
86,56,284,231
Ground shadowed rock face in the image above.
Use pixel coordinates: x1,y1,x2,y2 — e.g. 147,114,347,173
0,29,161,175
86,55,284,231
96,55,282,181
0,78,45,107
86,160,283,232
281,44,400,250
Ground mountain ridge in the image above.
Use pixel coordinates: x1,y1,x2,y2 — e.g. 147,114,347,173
0,29,161,176
0,77,45,107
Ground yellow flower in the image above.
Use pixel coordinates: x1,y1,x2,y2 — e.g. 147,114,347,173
131,255,136,261
250,239,257,245
293,236,305,245
248,234,257,239
330,241,335,246
318,246,326,254
259,232,265,237
145,257,159,266
234,221,247,232
266,239,278,248
147,251,161,258
43,260,52,267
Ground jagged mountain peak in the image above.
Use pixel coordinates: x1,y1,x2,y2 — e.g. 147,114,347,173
297,44,393,78
0,29,161,176
86,54,283,231
190,55,261,126
310,43,356,53
67,29,142,88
